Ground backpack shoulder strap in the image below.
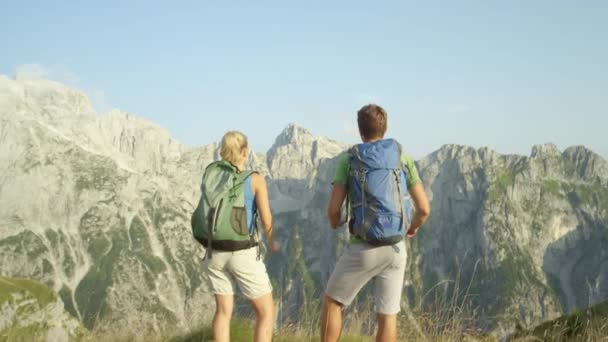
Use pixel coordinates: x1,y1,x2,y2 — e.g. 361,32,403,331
349,145,365,172
391,141,409,176
394,140,403,155
238,170,262,240
235,170,258,184
391,140,409,230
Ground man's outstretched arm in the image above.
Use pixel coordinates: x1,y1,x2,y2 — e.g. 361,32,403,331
327,184,347,229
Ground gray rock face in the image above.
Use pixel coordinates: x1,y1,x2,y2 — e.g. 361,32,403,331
413,143,608,334
0,75,607,336
0,76,215,334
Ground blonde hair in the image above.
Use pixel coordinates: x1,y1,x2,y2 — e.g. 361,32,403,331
220,131,248,166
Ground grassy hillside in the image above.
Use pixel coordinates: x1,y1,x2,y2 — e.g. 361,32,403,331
512,300,608,341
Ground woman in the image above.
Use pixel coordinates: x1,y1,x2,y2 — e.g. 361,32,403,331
203,131,280,342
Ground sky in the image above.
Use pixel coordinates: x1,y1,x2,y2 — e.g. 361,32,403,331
1,0,607,158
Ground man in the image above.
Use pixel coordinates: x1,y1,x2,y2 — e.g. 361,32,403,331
321,104,431,342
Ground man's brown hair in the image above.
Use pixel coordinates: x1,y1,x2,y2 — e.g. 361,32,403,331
357,104,388,140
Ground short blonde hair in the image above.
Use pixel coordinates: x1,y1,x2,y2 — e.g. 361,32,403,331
220,131,248,166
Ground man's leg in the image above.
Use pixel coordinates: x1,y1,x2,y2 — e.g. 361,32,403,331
212,294,234,342
374,242,407,342
321,295,344,342
376,313,397,342
323,243,388,342
250,293,274,342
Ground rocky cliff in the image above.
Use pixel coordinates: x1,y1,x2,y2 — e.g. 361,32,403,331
412,143,608,334
0,75,216,334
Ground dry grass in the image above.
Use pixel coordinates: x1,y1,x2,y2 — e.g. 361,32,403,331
8,262,608,342
511,301,608,342
144,262,494,342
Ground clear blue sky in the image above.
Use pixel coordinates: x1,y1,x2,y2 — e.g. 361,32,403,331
2,0,607,158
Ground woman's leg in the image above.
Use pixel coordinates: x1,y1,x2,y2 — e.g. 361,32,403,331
249,293,274,342
213,294,234,342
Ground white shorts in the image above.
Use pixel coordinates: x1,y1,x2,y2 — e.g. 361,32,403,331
204,247,273,300
325,241,407,315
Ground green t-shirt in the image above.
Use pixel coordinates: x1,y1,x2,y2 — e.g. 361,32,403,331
332,151,422,243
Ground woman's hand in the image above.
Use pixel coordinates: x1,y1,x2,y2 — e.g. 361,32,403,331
269,240,281,253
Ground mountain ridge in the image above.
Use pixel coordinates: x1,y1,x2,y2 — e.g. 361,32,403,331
3,75,605,165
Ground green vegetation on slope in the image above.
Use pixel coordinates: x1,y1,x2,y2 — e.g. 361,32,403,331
75,207,129,329
68,147,126,192
0,277,56,309
0,277,58,342
129,216,167,277
0,230,48,260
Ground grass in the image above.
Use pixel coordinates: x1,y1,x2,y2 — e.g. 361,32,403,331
4,275,608,342
0,277,57,309
0,322,46,342
170,319,372,342
512,300,608,341
168,262,497,342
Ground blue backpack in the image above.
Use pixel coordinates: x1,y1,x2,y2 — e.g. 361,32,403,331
348,139,412,246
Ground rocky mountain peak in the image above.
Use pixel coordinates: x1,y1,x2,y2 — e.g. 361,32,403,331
422,144,489,168
562,145,608,183
437,144,479,157
0,74,95,120
266,123,346,180
271,123,313,149
266,124,318,180
530,143,561,159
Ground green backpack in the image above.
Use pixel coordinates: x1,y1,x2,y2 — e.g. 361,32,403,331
191,160,259,252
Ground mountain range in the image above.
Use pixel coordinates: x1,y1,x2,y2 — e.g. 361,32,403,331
1,74,607,339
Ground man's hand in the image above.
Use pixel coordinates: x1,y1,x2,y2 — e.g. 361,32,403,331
406,227,419,238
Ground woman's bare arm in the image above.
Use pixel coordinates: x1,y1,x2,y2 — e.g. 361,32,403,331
252,173,278,250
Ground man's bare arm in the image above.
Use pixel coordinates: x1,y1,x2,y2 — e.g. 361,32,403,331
407,183,431,237
327,184,347,229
